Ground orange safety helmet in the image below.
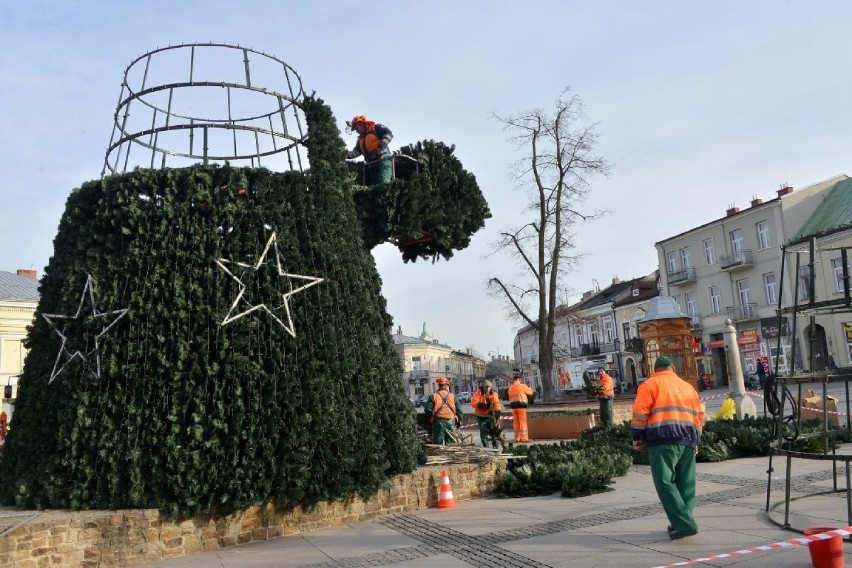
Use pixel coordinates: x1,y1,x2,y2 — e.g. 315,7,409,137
436,377,449,386
346,114,368,133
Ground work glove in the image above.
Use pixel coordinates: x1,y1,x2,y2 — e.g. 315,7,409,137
477,402,489,410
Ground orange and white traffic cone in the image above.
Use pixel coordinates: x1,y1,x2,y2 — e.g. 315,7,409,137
437,469,458,508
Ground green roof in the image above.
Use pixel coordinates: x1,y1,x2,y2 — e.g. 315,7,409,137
791,177,852,243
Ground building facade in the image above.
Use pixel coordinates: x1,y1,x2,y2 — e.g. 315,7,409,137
656,176,847,384
782,177,852,371
0,270,39,418
513,272,659,394
392,324,486,399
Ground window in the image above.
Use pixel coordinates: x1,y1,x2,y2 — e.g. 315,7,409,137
589,323,599,345
412,356,422,371
709,285,721,314
846,323,852,363
737,279,752,318
798,266,811,301
667,251,679,274
680,247,692,269
622,321,631,340
737,279,751,306
730,228,743,253
832,257,848,293
603,316,614,342
763,273,777,305
685,291,697,317
703,237,715,265
756,221,770,250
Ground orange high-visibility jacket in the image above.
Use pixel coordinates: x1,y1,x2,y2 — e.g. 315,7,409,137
508,379,533,406
631,368,704,448
471,389,502,417
597,372,615,398
431,391,457,420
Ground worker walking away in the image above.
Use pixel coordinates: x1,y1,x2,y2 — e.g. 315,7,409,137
507,369,534,443
631,356,704,540
423,377,463,445
345,114,393,185
471,380,504,449
596,368,615,428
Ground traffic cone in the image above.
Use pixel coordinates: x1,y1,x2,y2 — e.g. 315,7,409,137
436,469,458,508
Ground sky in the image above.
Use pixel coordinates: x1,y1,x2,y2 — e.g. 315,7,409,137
3,1,852,359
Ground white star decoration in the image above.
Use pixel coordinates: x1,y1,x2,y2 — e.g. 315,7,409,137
42,275,129,384
214,232,324,337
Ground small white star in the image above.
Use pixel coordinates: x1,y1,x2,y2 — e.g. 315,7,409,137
215,232,324,337
42,275,129,384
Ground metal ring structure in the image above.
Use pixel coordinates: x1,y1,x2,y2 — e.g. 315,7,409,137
103,43,308,175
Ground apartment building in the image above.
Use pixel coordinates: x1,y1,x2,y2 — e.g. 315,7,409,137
513,272,659,393
0,269,39,418
656,175,847,385
392,324,486,399
783,177,852,370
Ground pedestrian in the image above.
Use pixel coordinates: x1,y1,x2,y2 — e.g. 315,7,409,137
828,354,839,371
596,368,615,428
423,377,463,445
471,380,504,449
756,359,767,388
345,114,394,185
631,356,704,540
508,369,534,442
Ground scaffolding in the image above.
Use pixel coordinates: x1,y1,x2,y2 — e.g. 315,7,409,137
764,235,852,536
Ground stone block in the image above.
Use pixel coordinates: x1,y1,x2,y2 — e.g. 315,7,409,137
163,537,182,549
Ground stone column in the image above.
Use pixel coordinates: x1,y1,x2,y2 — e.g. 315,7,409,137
723,318,757,418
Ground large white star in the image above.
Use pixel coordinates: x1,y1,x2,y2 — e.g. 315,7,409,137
42,274,129,384
215,232,324,337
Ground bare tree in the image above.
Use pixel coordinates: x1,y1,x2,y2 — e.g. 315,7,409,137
487,87,610,401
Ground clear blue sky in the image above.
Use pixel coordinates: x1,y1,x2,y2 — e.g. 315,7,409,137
2,1,852,358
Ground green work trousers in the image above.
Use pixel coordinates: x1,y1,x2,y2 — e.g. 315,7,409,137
432,418,455,445
475,415,501,448
599,397,614,428
367,158,393,185
648,443,697,534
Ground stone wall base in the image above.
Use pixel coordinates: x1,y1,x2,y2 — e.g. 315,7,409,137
0,462,505,568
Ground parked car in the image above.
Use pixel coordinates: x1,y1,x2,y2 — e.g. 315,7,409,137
457,391,472,403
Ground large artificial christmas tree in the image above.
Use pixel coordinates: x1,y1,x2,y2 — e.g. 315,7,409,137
0,64,489,515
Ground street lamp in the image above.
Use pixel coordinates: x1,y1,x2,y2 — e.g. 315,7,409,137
614,338,625,393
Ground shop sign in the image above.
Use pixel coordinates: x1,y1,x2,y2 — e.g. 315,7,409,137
761,317,789,338
707,340,725,349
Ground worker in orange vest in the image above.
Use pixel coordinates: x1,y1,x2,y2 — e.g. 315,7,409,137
423,377,463,444
471,380,504,449
596,368,615,428
345,114,394,185
507,369,534,442
631,356,704,540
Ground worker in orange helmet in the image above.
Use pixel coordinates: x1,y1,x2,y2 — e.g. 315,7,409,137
507,369,534,442
345,114,394,185
423,377,463,444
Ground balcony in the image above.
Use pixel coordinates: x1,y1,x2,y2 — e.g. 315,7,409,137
624,337,643,353
668,266,696,286
726,303,758,321
720,249,754,271
580,344,601,356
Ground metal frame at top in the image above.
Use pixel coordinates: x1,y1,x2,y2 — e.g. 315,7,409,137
102,43,308,175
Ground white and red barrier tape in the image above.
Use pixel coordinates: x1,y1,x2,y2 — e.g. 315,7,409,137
651,526,851,568
701,390,850,416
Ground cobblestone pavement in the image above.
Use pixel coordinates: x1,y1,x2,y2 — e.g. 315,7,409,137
291,465,846,568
